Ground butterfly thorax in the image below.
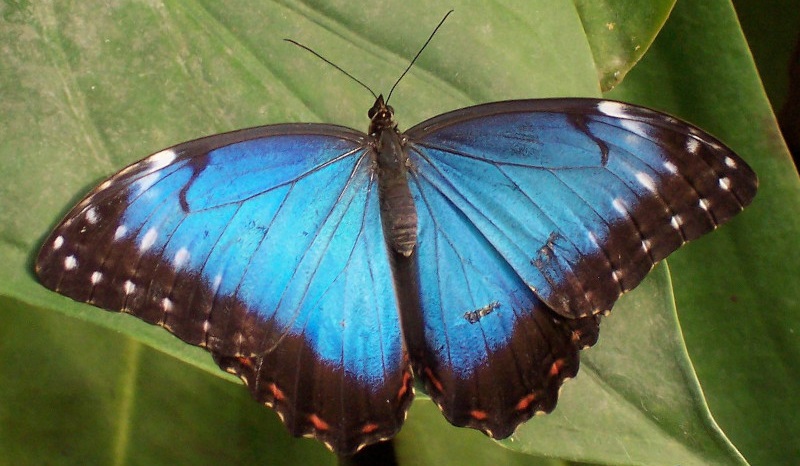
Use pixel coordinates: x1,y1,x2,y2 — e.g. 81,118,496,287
370,95,418,257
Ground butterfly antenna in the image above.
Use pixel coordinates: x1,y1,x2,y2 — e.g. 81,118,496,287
284,39,378,99
386,10,454,104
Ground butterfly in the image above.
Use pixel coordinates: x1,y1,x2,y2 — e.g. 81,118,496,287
35,17,757,457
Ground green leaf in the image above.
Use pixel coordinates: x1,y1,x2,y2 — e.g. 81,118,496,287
607,1,800,464
574,0,675,91
2,1,795,465
0,296,336,465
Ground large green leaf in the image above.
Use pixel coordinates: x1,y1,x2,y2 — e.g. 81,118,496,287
574,0,675,90
607,1,800,465
1,1,795,464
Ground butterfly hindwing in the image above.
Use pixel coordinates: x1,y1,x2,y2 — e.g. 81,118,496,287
400,172,601,437
405,98,757,319
35,125,414,455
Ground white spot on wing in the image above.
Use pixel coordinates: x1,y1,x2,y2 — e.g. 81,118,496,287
123,280,136,295
64,255,78,270
173,247,190,268
724,156,736,168
686,138,701,154
612,198,627,215
597,101,647,136
148,149,177,168
91,271,103,284
611,270,622,282
140,228,158,252
161,297,173,312
133,149,177,194
114,225,128,240
597,101,629,119
635,172,657,193
98,179,113,191
53,236,64,250
641,238,652,253
85,207,99,225
670,215,683,230
699,198,710,211
719,177,731,190
663,161,678,174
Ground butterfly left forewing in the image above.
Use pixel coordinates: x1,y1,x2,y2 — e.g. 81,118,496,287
36,125,414,455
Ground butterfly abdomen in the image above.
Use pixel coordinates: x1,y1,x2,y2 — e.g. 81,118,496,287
375,128,418,256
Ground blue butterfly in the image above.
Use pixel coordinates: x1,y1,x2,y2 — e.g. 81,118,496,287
35,23,757,457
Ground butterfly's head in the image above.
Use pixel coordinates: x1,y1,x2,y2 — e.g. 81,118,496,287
368,95,396,135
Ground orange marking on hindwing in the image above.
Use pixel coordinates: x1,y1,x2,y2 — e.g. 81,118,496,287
361,423,379,434
268,383,285,402
309,414,330,431
469,409,488,420
423,367,444,393
549,358,566,378
515,393,537,411
397,370,413,399
237,356,255,370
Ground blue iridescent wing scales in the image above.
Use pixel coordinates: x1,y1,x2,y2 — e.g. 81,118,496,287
405,99,758,319
397,174,600,436
35,125,414,454
400,98,756,436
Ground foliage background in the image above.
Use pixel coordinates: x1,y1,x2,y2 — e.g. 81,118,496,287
1,1,798,465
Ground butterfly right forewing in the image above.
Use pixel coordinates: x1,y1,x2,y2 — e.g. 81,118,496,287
404,98,757,319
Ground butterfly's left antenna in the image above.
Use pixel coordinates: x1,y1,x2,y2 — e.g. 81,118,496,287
284,39,378,100
386,10,454,104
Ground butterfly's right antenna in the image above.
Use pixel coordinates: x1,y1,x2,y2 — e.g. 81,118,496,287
385,10,454,104
284,39,378,100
